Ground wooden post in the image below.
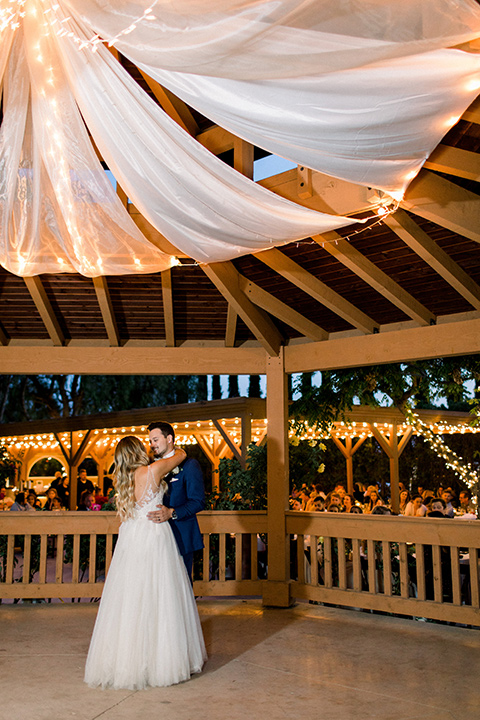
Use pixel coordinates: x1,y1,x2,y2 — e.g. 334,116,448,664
263,349,293,607
330,434,366,494
390,423,400,514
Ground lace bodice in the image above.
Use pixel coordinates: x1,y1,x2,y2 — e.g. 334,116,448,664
132,466,165,519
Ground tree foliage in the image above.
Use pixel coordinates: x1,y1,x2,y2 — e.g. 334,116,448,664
0,374,215,423
291,356,480,433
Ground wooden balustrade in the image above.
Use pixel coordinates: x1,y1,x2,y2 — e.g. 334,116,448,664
287,511,480,626
0,511,268,601
2,510,480,626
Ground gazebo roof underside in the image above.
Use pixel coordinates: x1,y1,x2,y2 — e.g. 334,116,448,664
2,51,480,369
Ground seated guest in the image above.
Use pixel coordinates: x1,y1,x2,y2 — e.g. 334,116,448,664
334,483,346,499
428,497,446,514
399,490,411,515
364,489,384,514
77,490,94,511
290,498,303,511
441,489,455,518
371,506,391,515
326,503,340,512
51,497,64,511
342,494,355,513
43,487,60,511
427,498,447,517
26,490,41,511
404,494,427,517
349,505,363,514
313,497,325,512
10,492,29,511
325,491,342,508
457,489,475,516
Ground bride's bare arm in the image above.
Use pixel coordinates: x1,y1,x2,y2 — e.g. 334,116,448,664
150,447,186,487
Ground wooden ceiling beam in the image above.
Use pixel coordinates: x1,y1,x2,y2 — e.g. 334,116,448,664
461,96,480,124
256,248,378,334
384,209,480,310
92,276,120,347
161,269,175,347
284,317,480,374
402,169,480,244
316,232,435,326
202,261,283,356
195,126,235,155
23,277,64,347
225,305,237,347
238,275,328,341
233,138,254,180
137,68,199,136
424,144,480,182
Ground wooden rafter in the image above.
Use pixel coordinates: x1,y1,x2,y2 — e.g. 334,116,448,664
256,248,378,334
238,275,328,341
424,144,480,182
402,170,480,244
161,269,175,347
212,419,243,465
202,261,283,356
93,277,120,347
384,209,480,310
137,68,199,136
461,96,480,124
23,276,64,347
316,232,435,326
225,305,237,347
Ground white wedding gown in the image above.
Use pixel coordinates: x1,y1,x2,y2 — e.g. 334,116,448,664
84,472,207,690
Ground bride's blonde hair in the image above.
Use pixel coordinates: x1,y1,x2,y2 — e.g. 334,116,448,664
114,436,149,520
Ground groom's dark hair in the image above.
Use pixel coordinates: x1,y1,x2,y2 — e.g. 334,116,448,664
147,421,175,442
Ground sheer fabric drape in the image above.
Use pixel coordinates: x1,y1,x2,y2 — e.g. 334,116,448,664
64,0,480,194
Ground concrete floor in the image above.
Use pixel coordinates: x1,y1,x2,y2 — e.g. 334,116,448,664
1,599,479,720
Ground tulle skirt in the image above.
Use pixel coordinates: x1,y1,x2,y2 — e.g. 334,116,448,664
84,516,207,690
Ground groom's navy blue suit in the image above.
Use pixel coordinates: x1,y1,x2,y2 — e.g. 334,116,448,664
163,457,205,577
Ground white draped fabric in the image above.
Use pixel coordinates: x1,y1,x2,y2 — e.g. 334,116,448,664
1,0,480,276
52,5,356,263
63,0,480,196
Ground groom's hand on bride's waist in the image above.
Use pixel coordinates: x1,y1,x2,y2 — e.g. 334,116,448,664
147,504,174,523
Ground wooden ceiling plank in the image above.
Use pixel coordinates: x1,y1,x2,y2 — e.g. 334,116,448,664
137,68,199,136
385,209,480,310
202,262,282,356
424,144,480,182
23,276,64,347
316,232,435,326
92,276,120,347
402,169,480,244
225,304,237,347
256,248,378,334
461,96,480,124
161,269,175,347
238,275,328,341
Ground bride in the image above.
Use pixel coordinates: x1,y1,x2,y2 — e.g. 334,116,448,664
84,436,207,690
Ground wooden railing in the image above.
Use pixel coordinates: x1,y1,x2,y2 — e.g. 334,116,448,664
287,511,480,626
2,510,480,627
0,511,268,601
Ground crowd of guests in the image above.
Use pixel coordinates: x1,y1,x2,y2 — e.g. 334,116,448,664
3,468,113,513
290,481,477,519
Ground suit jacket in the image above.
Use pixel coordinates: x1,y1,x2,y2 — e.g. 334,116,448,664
163,457,205,557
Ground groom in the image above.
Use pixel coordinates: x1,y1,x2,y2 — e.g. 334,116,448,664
146,421,205,578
